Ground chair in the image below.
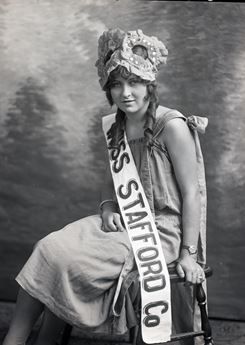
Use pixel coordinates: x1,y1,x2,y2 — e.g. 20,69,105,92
60,265,214,345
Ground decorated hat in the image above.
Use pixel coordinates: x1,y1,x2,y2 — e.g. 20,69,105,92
95,28,168,89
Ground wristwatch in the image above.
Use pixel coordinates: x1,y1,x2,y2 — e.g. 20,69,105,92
182,245,197,255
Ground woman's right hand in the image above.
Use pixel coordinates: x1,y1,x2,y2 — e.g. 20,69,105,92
101,210,125,232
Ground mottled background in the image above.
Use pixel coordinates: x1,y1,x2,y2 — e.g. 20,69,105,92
0,0,244,320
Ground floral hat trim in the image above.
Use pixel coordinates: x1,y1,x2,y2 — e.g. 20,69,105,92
95,28,168,89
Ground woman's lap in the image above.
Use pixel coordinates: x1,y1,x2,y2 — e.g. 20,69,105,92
15,214,132,328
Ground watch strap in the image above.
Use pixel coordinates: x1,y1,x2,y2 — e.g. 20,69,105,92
182,245,197,255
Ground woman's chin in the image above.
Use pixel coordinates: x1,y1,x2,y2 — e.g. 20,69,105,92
120,104,138,113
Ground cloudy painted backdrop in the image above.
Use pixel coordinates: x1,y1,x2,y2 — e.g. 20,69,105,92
0,0,245,320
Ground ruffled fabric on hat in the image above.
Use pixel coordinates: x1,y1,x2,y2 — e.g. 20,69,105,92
95,28,168,89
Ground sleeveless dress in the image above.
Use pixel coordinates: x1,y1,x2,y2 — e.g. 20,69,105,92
16,106,207,342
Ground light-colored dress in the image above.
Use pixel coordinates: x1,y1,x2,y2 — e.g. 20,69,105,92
16,106,207,341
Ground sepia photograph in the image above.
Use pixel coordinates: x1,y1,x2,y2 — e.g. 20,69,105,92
0,1,244,344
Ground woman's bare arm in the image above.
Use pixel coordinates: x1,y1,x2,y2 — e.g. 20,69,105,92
164,118,204,284
100,159,125,232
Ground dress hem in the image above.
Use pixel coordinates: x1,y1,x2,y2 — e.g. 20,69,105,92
15,275,128,335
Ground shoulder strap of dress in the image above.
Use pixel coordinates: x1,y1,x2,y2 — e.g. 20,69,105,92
153,107,186,139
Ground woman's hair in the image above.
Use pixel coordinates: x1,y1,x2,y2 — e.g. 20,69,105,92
104,46,159,148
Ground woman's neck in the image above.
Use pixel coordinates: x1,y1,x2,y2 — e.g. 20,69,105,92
125,111,144,124
125,112,146,141
121,101,150,140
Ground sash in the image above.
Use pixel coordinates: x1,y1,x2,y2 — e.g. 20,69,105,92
102,114,171,344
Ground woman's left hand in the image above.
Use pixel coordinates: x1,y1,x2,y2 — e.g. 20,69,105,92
176,254,205,285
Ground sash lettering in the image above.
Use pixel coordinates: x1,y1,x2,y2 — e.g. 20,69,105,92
102,114,172,343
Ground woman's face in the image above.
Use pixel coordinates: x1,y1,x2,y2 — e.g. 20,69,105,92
110,75,149,115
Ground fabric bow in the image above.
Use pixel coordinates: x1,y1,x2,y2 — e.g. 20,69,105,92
187,115,208,134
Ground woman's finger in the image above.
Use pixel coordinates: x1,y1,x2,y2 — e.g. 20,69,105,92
102,219,117,232
101,222,110,232
107,219,118,231
176,262,185,278
185,270,194,285
196,270,205,283
113,214,125,232
192,271,199,284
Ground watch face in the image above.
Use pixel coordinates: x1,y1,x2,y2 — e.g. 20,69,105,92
189,247,196,254
183,245,197,255
188,246,197,254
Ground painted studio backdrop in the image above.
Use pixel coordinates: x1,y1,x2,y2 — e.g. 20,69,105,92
0,0,245,321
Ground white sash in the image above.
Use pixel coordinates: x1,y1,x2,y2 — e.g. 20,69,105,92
102,114,171,344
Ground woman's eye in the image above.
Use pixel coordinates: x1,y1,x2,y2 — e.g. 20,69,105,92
129,79,138,85
111,81,121,88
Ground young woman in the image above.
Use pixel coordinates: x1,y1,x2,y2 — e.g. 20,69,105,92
3,28,208,345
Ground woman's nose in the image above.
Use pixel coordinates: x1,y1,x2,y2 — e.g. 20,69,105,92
121,84,131,98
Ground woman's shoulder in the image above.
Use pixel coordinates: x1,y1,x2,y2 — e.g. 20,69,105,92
156,105,185,119
155,107,194,150
154,105,186,135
